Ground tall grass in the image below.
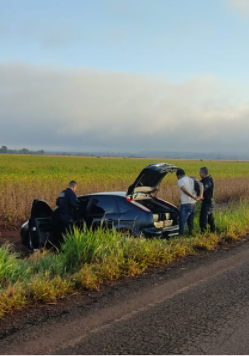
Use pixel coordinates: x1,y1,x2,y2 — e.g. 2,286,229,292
1,200,249,318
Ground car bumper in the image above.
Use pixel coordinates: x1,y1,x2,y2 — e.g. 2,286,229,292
142,225,179,238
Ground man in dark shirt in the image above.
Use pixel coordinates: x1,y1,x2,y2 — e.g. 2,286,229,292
199,167,216,233
56,180,79,232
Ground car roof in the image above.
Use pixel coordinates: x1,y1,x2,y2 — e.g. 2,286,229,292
79,191,126,198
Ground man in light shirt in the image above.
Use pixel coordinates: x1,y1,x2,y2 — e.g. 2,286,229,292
176,169,201,236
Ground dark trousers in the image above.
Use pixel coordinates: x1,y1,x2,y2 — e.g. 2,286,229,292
60,214,74,234
200,202,216,233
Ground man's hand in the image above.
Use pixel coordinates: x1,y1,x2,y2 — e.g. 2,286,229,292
180,186,197,200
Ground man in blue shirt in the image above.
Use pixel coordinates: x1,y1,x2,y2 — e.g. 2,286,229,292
56,180,79,232
199,167,216,233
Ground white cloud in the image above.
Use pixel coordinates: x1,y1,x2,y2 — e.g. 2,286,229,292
0,63,249,153
224,0,249,17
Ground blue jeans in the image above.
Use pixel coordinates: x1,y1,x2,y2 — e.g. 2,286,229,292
179,203,196,235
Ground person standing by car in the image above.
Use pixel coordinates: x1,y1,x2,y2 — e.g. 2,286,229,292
176,169,200,236
56,180,79,232
199,167,216,233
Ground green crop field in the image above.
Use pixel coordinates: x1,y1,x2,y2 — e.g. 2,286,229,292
0,154,249,225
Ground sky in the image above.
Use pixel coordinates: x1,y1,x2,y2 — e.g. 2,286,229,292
1,0,249,155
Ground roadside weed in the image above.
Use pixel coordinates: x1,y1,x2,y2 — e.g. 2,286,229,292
27,272,72,303
0,284,27,318
28,250,66,278
1,200,249,317
0,245,24,287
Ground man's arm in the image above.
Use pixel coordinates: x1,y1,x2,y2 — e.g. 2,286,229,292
180,186,199,201
199,182,204,200
191,176,203,200
69,191,80,208
203,181,213,191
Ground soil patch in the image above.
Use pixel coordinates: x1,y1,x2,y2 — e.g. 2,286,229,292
0,226,27,254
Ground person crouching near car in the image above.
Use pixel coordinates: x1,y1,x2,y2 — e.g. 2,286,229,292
176,169,200,236
56,180,79,233
199,167,216,234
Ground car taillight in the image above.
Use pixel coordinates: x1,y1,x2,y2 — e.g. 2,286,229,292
126,197,150,212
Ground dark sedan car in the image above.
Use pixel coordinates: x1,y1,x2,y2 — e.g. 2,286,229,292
21,163,180,250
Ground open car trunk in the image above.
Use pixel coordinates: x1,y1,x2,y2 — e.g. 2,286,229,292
127,162,178,196
134,197,179,229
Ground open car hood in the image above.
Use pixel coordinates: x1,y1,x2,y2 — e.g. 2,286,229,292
127,162,178,195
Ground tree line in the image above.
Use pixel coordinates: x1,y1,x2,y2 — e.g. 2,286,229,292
0,146,45,155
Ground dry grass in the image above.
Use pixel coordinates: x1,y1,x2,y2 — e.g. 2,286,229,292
1,155,249,226
0,176,248,226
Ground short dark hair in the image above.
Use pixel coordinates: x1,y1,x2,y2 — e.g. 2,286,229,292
200,167,208,175
176,169,185,177
69,180,77,188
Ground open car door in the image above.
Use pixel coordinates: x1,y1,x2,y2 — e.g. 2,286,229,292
29,199,56,249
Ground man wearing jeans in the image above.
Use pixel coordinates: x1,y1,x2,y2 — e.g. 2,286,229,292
176,169,200,236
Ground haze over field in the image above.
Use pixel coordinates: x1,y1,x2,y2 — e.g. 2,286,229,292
1,0,249,157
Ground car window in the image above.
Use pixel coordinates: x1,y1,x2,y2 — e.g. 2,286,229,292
78,197,90,216
89,196,118,215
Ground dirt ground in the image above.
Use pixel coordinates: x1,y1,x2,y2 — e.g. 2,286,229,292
0,226,28,254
